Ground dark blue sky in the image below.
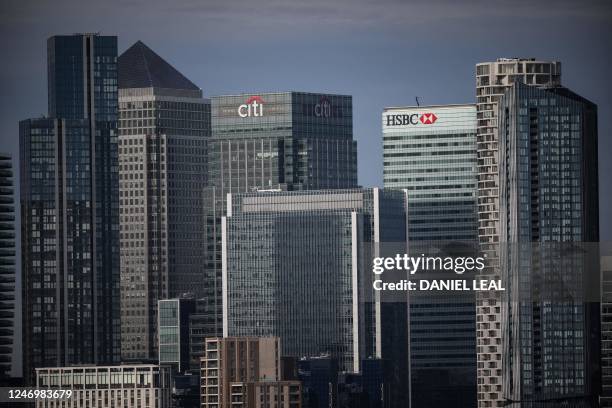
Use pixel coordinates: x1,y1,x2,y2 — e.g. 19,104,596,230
1,0,611,375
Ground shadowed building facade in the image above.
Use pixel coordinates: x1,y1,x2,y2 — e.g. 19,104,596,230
0,152,16,379
20,34,120,383
222,188,408,407
498,82,599,407
117,41,210,362
474,58,562,407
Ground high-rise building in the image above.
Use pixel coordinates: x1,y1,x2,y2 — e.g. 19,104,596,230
0,152,16,379
200,337,301,408
36,364,171,408
474,58,561,407
202,92,358,340
20,33,120,383
602,255,612,407
498,82,599,406
382,104,478,407
117,41,211,362
158,297,195,373
221,188,408,406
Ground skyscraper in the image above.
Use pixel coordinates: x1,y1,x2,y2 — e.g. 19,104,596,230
0,152,16,379
20,33,119,383
474,58,561,407
203,92,358,339
382,104,478,407
222,188,408,406
117,41,210,362
498,82,599,406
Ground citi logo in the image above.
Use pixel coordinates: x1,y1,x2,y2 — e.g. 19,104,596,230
238,96,264,117
386,113,438,126
315,98,331,118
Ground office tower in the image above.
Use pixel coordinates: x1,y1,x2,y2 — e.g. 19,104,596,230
117,41,211,361
222,188,408,407
298,356,339,408
602,256,612,407
382,104,478,406
200,337,301,408
158,297,195,373
20,33,119,383
498,82,599,406
474,58,561,407
0,152,16,379
36,364,171,408
202,92,358,339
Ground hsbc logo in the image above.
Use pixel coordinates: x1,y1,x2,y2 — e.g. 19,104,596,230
386,112,438,126
419,113,438,124
238,96,264,118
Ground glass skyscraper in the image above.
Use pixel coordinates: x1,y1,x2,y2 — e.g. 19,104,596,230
20,33,119,383
222,188,407,406
498,82,599,407
203,92,358,340
475,59,562,407
382,104,478,407
0,152,16,379
117,41,210,362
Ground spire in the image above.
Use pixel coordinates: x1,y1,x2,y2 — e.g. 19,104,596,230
118,41,200,91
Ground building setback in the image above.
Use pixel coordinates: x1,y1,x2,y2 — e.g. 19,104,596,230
117,41,211,362
203,92,359,340
221,188,408,406
20,34,120,383
0,152,16,379
498,82,599,406
474,58,561,407
382,104,478,407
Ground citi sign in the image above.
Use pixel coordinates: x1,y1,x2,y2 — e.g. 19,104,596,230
385,112,438,126
238,96,264,117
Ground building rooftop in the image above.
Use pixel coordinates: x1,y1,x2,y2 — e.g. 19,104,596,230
118,41,200,91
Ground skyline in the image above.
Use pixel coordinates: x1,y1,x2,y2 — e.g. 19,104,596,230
1,0,610,239
1,0,611,381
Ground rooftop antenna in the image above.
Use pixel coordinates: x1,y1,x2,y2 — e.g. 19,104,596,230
415,96,421,107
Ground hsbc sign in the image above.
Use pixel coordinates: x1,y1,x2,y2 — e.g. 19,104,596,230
385,112,438,126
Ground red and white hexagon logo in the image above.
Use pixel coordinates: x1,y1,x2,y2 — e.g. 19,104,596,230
419,113,438,124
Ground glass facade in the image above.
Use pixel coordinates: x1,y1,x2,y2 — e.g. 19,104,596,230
158,298,195,373
222,188,407,402
203,92,358,341
0,152,15,379
20,34,119,384
383,104,478,407
498,82,599,406
475,59,562,407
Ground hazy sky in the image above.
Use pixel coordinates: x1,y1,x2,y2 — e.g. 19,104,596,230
1,0,611,376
